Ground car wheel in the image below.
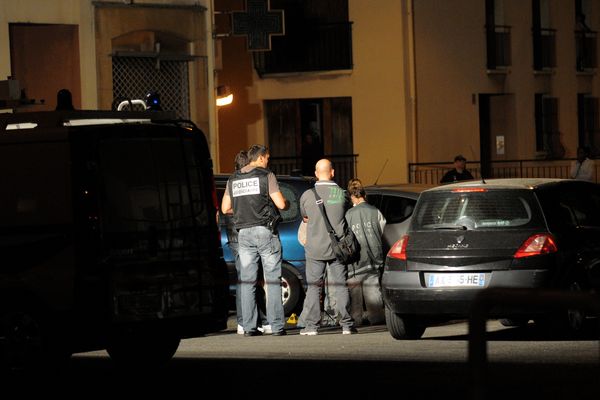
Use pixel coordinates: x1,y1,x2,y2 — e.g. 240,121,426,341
281,266,304,317
384,306,425,340
534,280,590,337
565,280,587,334
499,318,529,327
107,331,180,368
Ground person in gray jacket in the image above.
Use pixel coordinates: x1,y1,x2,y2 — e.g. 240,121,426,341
298,159,357,335
345,178,386,326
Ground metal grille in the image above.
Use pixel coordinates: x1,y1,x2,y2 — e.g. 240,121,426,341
112,57,190,118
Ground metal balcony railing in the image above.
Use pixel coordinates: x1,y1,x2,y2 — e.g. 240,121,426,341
269,154,358,188
533,28,556,70
486,25,511,70
253,22,353,77
409,158,598,185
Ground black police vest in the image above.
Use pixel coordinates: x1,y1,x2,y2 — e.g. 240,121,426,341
229,167,277,230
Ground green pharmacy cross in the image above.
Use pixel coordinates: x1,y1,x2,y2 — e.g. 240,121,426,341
232,0,285,51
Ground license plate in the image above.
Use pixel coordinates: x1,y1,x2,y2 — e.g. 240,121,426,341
427,273,486,288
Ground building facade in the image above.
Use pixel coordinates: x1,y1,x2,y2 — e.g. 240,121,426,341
2,1,599,184
0,0,219,160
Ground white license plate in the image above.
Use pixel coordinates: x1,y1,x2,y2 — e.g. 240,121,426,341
427,273,486,288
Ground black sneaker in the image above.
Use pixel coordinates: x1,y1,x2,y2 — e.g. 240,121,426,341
272,330,287,336
244,330,263,337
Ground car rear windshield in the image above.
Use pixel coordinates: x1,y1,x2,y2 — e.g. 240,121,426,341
412,189,545,231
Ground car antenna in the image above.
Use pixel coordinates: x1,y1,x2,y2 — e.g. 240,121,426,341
373,158,389,186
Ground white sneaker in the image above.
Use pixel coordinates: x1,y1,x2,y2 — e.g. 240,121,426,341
237,324,244,335
299,328,318,336
258,325,272,334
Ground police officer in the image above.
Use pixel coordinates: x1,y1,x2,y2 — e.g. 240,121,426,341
221,144,289,336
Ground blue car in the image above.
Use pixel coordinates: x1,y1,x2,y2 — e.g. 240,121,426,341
215,173,315,316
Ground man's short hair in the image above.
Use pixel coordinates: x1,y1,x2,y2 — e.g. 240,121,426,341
248,144,269,162
454,154,467,162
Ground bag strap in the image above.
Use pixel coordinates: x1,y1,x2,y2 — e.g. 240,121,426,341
311,188,335,235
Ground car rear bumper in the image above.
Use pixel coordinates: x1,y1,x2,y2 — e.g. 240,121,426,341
382,269,550,317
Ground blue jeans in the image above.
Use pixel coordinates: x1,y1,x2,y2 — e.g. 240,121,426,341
238,226,285,333
301,256,354,330
231,241,268,327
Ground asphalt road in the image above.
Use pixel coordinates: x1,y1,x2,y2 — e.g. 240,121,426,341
9,316,600,399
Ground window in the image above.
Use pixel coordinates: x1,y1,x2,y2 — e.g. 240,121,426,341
265,97,355,186
112,57,190,118
380,195,417,225
534,94,561,157
532,0,556,71
575,0,597,71
414,190,543,230
252,0,353,76
577,94,600,156
278,182,301,222
485,0,511,70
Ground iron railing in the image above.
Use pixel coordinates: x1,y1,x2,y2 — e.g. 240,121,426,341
533,28,556,70
269,154,358,188
409,158,598,185
486,25,511,70
253,22,353,76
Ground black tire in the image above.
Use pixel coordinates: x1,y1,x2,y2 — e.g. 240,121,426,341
499,318,530,327
384,306,425,340
534,280,591,337
281,265,304,317
106,331,180,368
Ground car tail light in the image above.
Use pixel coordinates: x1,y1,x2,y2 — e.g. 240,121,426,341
513,234,558,258
388,235,409,260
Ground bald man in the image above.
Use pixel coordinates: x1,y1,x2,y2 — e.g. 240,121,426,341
297,159,357,335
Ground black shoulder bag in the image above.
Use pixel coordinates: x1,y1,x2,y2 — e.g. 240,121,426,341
312,188,360,264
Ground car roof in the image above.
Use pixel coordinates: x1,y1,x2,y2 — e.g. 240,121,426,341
214,173,315,185
424,178,576,192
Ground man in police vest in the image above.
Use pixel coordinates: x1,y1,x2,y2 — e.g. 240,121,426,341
221,144,289,336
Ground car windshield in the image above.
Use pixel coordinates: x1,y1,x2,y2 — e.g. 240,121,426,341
412,189,544,230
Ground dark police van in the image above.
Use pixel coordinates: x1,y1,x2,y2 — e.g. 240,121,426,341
0,110,229,370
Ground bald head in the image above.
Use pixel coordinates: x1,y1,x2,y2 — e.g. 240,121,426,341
315,159,334,181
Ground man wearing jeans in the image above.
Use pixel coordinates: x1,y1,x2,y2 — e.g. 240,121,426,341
221,144,289,336
298,159,357,335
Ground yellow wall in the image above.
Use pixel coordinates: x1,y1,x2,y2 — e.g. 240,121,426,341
0,0,97,109
1,0,217,157
414,0,600,163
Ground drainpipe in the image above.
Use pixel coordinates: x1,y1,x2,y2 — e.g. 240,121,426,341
404,0,418,181
206,0,219,171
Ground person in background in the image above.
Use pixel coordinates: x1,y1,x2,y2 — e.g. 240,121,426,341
224,150,269,335
221,144,288,336
570,146,595,182
55,88,74,111
440,154,474,184
345,178,386,326
298,159,357,335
